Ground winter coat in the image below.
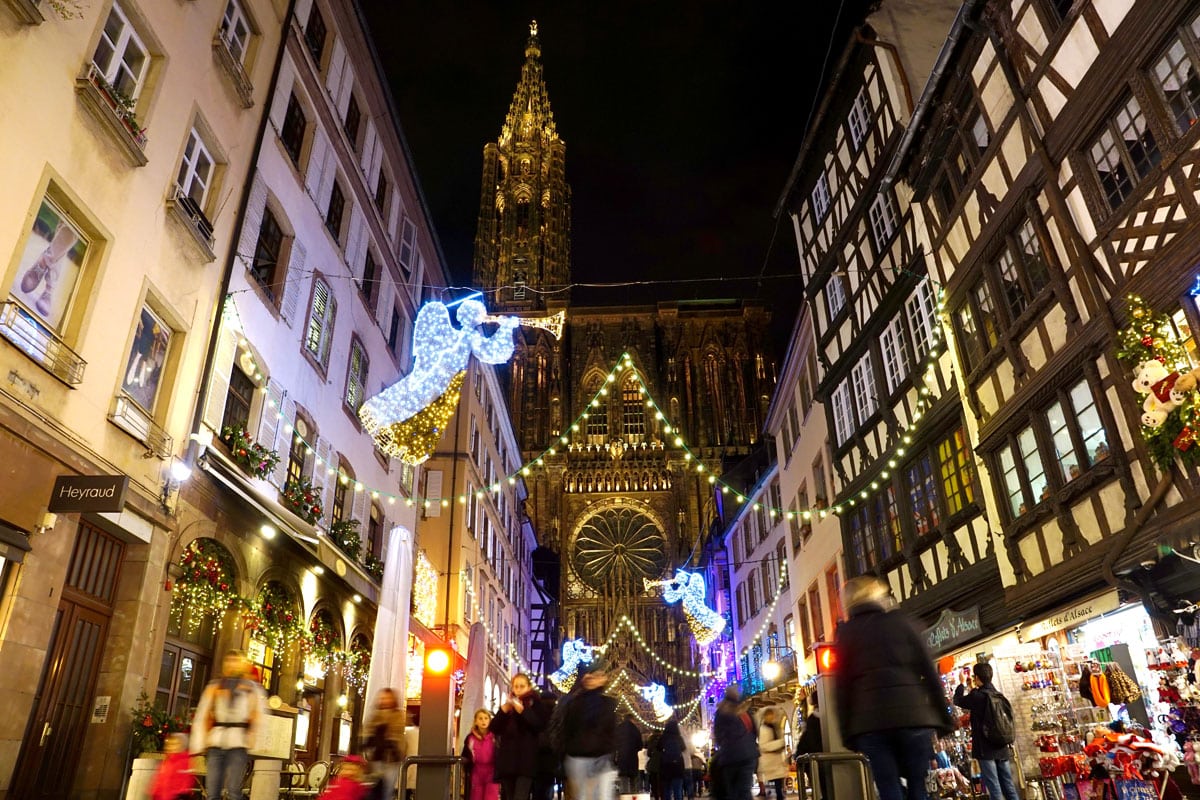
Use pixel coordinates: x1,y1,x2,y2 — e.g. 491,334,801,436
489,689,551,778
562,687,618,758
833,602,953,741
792,712,822,758
615,719,644,777
462,730,501,800
658,725,687,781
189,676,267,752
952,683,1014,761
756,722,789,782
320,775,369,800
712,703,758,767
150,752,194,800
363,706,407,764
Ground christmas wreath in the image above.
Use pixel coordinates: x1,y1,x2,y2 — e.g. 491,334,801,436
221,425,280,480
302,611,343,672
171,538,241,633
1116,296,1200,468
342,639,371,695
244,581,305,651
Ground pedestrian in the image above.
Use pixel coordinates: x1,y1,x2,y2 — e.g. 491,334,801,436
463,709,501,800
953,663,1019,800
711,686,758,800
834,576,952,800
364,688,407,800
533,692,560,800
149,733,193,800
615,713,644,795
658,719,687,800
321,754,371,800
792,696,829,799
189,648,267,800
687,750,705,800
646,732,662,800
560,660,619,800
489,673,551,800
756,709,788,800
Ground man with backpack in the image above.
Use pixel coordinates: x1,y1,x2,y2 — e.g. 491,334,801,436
953,662,1018,800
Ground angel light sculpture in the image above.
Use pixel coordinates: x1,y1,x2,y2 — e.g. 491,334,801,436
644,569,727,646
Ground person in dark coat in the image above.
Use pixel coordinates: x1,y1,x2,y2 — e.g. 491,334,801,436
615,714,644,794
711,686,758,800
561,660,619,800
490,673,552,800
646,733,663,800
532,693,560,800
834,576,952,800
792,695,830,800
658,719,687,800
953,663,1019,800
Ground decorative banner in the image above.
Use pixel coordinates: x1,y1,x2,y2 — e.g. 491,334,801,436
637,682,674,722
645,569,726,646
549,638,595,692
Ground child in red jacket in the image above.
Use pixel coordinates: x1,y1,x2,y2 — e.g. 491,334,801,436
321,755,371,800
150,733,194,800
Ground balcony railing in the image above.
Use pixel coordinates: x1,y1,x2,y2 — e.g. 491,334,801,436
109,394,173,458
167,185,217,261
3,0,45,24
0,301,86,385
212,35,255,108
75,63,148,167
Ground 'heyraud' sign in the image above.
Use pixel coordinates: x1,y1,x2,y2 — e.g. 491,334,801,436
924,606,981,655
48,475,130,513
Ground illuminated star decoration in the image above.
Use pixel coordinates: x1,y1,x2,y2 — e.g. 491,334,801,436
644,569,726,646
549,638,595,692
637,682,674,722
359,296,520,464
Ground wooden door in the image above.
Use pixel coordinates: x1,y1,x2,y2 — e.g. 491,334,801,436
11,522,123,798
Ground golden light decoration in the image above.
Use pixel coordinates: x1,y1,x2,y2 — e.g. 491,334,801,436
413,550,438,626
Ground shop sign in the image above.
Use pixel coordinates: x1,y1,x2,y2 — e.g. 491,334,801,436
924,606,981,654
1021,589,1121,641
47,474,129,513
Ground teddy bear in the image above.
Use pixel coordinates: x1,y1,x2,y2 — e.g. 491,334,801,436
1171,365,1200,394
1132,360,1170,397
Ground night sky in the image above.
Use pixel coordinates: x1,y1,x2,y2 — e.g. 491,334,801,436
360,1,873,355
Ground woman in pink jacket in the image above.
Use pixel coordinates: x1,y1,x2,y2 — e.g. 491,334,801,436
463,709,501,800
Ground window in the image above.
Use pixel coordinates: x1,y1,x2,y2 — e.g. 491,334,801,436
777,541,789,588
808,584,825,642
825,273,846,319
331,471,349,526
398,216,417,275
956,280,998,371
1152,20,1200,136
343,95,361,147
813,456,827,505
748,572,759,616
905,278,937,358
811,174,831,222
938,427,976,516
825,566,843,627
849,507,874,574
830,382,853,445
281,93,307,166
222,365,254,434
387,305,402,356
736,586,746,626
848,86,871,150
250,208,285,299
304,4,327,64
881,316,912,394
219,0,251,63
1089,95,1161,209
92,3,149,101
622,378,645,438
345,340,368,411
174,130,216,212
374,171,389,215
325,182,345,241
305,279,336,368
286,418,310,486
797,599,811,653
586,381,608,439
851,353,878,422
798,362,813,418
14,195,90,333
121,304,171,414
879,486,903,559
906,452,940,536
868,191,899,250
359,251,378,306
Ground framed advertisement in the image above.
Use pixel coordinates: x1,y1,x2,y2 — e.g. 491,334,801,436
121,305,171,413
13,196,87,331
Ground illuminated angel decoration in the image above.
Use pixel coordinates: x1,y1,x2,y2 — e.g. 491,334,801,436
548,638,595,692
359,298,519,464
644,569,726,646
637,682,673,722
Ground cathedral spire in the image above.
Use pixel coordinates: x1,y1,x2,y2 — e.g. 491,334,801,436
501,19,557,145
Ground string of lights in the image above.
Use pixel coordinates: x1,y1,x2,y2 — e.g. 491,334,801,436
460,570,545,685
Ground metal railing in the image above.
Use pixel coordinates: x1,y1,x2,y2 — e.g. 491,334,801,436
398,755,465,800
0,301,86,385
795,752,877,800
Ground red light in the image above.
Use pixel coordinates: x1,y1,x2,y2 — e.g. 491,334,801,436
814,643,837,674
426,648,452,674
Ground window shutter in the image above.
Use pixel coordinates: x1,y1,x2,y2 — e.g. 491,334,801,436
304,131,328,198
202,321,239,433
351,482,370,527
271,396,295,488
424,470,443,518
281,241,305,325
346,206,365,269
256,378,284,456
311,438,334,525
325,41,348,99
360,122,377,175
237,174,268,274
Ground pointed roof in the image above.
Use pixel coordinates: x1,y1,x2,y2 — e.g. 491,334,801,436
500,20,559,144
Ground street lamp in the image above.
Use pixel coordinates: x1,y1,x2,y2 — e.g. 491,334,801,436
762,659,782,681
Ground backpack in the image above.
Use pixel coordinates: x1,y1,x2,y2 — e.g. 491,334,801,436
979,690,1015,746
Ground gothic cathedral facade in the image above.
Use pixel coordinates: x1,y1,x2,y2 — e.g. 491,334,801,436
472,23,777,692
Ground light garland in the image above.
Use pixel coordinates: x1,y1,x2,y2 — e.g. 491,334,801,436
359,298,521,464
598,616,714,678
736,561,789,657
461,570,544,684
644,570,726,646
413,550,438,626
171,539,240,634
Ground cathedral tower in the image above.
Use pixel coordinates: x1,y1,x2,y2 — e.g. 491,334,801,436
472,21,572,312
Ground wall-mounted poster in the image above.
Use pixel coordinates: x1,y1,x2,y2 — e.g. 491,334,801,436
122,305,171,412
14,196,87,330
